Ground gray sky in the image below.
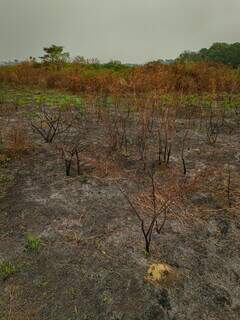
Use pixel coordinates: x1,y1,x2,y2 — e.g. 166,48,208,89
0,0,240,63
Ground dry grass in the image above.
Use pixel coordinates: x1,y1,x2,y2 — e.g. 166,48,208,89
3,123,32,155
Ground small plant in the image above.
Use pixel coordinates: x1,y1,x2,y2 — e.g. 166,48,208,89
25,233,41,252
0,154,11,165
205,107,223,145
79,175,88,183
0,260,16,280
57,139,88,176
119,169,182,254
226,164,232,208
155,106,176,167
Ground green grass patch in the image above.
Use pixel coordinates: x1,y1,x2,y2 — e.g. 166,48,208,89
25,233,41,252
0,260,16,281
0,86,84,110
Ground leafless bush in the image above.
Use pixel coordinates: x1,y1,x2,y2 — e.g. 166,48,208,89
178,108,197,175
136,109,150,170
102,98,131,154
205,106,224,145
57,138,88,176
154,106,176,167
30,106,75,143
119,169,183,254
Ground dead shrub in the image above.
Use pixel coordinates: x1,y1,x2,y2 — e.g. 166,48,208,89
30,106,75,143
56,137,88,177
120,168,183,254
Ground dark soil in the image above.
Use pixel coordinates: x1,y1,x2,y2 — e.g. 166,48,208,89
0,109,240,320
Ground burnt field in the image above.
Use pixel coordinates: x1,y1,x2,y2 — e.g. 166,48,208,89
0,90,240,320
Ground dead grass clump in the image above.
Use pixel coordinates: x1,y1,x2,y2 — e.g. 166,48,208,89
144,263,178,287
3,124,32,155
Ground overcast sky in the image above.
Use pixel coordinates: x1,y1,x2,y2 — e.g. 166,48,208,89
0,0,240,63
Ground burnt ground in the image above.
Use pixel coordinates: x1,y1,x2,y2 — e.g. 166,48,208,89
0,108,240,320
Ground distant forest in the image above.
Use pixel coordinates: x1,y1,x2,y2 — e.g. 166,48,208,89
176,42,240,68
2,42,240,69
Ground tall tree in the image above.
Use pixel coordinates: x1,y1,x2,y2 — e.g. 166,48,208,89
40,45,70,66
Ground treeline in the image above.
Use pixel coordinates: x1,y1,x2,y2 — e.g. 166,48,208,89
177,42,240,68
0,44,240,95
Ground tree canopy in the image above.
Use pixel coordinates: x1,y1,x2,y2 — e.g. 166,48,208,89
177,42,240,68
40,45,70,65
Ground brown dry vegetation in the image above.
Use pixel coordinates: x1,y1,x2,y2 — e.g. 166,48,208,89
0,60,240,95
